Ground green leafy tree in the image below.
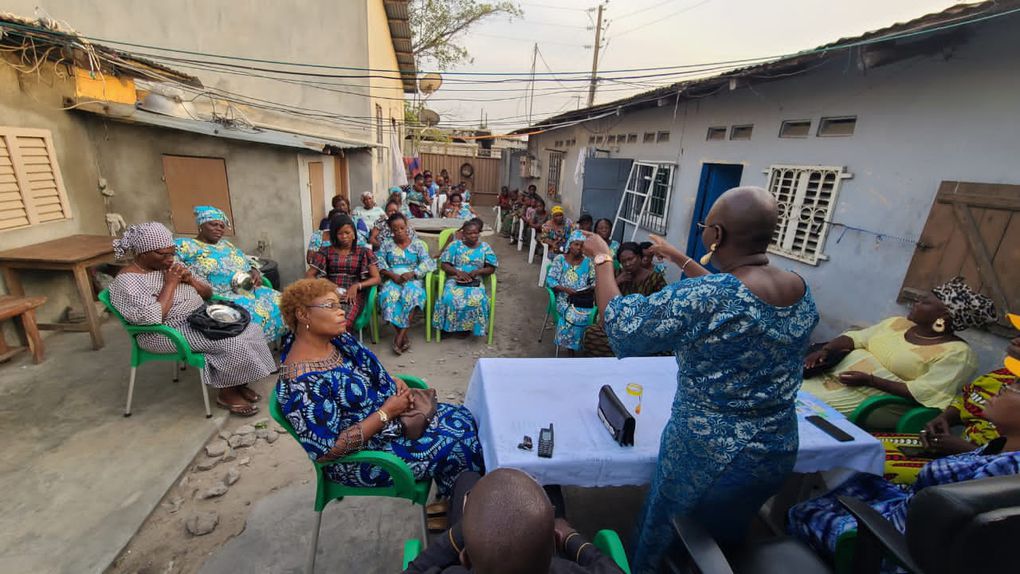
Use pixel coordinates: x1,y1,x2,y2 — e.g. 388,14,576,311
410,0,522,69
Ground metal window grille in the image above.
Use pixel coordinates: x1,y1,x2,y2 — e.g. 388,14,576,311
547,152,564,197
620,162,674,235
765,164,851,265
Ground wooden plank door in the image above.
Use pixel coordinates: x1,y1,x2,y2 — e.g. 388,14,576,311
307,160,325,230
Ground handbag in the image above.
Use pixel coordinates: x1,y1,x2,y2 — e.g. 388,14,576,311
186,300,251,340
568,288,595,308
597,385,635,446
399,387,438,440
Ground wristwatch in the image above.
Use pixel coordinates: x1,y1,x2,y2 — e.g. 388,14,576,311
593,253,614,266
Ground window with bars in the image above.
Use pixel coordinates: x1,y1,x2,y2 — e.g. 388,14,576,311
620,161,675,234
0,127,72,232
765,164,851,265
547,152,564,198
375,104,384,163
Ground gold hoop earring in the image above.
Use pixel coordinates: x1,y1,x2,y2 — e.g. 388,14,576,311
700,243,717,266
932,318,947,333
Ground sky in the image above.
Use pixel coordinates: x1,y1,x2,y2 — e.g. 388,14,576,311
423,0,972,133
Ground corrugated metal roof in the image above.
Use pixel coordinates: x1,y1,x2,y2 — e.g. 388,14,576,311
522,0,1018,132
0,12,202,87
384,0,418,93
73,101,376,152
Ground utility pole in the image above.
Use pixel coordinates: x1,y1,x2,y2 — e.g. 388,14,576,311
527,43,538,125
587,3,604,108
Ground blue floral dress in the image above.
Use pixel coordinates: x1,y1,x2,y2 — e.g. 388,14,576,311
787,444,1020,563
604,273,818,572
377,238,436,329
545,254,595,351
433,240,498,336
275,334,484,496
175,238,286,340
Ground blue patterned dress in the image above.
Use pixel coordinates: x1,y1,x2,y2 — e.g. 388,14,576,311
275,334,484,496
175,238,286,340
604,273,818,572
787,444,1020,562
377,238,436,329
432,240,498,336
545,254,595,351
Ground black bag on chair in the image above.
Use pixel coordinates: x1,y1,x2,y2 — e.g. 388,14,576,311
187,301,251,340
568,288,595,309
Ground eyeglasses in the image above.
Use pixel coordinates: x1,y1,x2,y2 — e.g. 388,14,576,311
696,222,708,230
1000,383,1020,396
306,301,345,310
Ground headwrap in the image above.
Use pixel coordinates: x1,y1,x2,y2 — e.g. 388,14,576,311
194,205,230,227
112,222,174,260
568,229,586,244
551,205,565,216
931,276,997,331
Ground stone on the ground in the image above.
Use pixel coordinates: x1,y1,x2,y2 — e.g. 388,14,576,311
228,433,257,448
164,496,184,514
221,447,236,462
253,417,269,429
255,428,268,439
274,425,286,434
265,430,279,444
195,458,220,472
204,440,228,457
238,457,251,466
197,484,229,499
185,511,219,536
224,467,240,486
218,430,232,441
234,424,256,436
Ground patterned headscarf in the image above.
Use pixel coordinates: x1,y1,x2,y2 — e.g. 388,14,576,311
568,229,586,244
931,276,997,331
194,205,230,227
112,222,174,260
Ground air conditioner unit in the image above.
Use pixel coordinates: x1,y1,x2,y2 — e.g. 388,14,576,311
519,154,542,179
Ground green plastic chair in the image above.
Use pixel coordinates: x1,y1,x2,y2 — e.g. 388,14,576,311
434,270,497,345
401,528,631,572
423,228,460,343
848,395,940,433
539,287,597,356
98,288,212,418
271,373,430,574
352,284,379,344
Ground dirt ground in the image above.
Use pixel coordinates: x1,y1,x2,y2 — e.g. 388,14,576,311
106,225,560,574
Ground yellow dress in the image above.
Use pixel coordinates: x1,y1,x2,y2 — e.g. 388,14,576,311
801,317,976,416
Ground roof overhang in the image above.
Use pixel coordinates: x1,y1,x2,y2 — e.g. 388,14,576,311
73,101,377,153
384,0,418,94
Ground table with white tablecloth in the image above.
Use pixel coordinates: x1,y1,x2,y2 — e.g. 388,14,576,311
464,357,884,487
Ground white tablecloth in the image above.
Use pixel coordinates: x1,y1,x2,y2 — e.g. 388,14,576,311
464,357,884,487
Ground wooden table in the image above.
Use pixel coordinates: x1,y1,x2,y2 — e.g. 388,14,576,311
0,234,115,350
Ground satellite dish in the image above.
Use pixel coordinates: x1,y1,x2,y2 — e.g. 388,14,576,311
419,108,440,127
419,72,443,94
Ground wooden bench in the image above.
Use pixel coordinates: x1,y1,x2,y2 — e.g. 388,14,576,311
0,295,47,364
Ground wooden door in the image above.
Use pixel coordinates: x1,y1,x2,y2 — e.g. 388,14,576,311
307,160,325,230
163,155,233,235
899,181,1020,332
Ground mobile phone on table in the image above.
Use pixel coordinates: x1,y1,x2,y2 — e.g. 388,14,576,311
806,415,854,442
538,424,554,458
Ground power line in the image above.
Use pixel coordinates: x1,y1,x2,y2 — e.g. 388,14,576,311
519,2,593,12
610,0,714,38
612,0,680,21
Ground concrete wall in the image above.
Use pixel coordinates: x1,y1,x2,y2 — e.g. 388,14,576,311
0,58,107,327
5,0,380,144
527,18,1020,372
82,118,310,284
366,0,409,195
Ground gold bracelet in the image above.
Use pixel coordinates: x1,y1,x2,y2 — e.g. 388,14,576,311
563,531,581,550
575,542,592,563
680,257,693,274
377,410,389,424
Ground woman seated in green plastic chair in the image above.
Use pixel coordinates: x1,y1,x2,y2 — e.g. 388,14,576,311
109,222,275,416
377,212,436,355
432,219,497,339
306,213,381,332
545,230,595,356
176,206,287,341
275,278,483,497
801,277,994,425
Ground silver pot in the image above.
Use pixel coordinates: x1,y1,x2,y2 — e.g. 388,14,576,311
230,271,255,293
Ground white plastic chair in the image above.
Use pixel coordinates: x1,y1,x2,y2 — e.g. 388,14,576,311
528,228,539,264
492,206,502,233
431,193,447,217
517,218,526,251
537,245,552,287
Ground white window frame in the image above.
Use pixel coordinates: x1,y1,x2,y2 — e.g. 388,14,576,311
763,164,852,265
620,161,675,236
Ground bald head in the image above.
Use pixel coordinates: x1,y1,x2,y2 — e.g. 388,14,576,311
706,186,778,252
461,469,555,574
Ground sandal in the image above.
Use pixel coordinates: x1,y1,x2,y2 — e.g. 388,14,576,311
238,386,262,403
426,500,449,517
392,341,404,355
400,339,411,352
216,399,259,417
427,515,448,533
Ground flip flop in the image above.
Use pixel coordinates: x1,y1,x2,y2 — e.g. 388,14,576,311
392,341,404,355
426,500,449,517
426,516,448,533
216,399,259,417
400,339,411,352
238,386,262,403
